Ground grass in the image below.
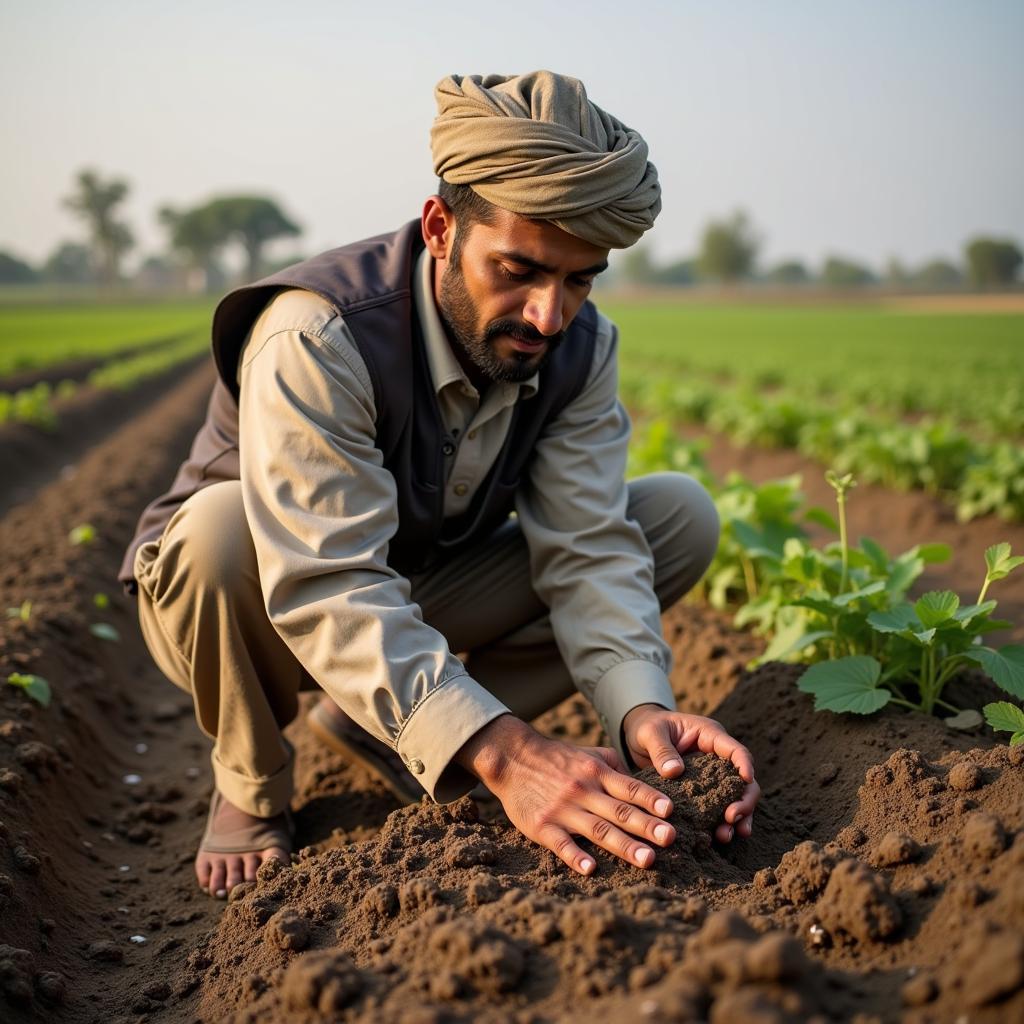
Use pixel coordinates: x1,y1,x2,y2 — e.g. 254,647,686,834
0,299,214,377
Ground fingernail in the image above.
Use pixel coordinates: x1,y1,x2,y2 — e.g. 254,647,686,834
654,798,672,816
636,846,654,867
215,888,227,899
580,858,595,874
654,824,672,843
661,758,682,772
727,827,734,841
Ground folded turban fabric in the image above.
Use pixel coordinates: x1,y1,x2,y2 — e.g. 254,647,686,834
431,70,661,250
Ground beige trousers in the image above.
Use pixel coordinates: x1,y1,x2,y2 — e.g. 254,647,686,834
134,472,718,816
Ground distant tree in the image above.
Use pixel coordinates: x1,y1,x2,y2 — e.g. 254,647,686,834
653,258,696,286
763,260,810,285
43,241,94,284
203,196,302,281
159,204,227,292
617,243,657,286
697,210,759,283
62,169,135,285
884,257,910,287
821,255,876,288
964,237,1022,289
912,259,963,290
0,250,38,284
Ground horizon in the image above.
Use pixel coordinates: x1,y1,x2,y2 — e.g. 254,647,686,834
2,1,1022,274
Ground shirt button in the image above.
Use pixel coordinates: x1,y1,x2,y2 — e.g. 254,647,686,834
442,441,456,456
453,482,468,497
408,758,425,775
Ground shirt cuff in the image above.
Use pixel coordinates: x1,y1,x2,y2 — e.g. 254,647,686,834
593,660,677,771
394,673,511,804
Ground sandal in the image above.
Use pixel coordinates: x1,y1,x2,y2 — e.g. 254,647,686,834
306,698,423,805
199,790,295,856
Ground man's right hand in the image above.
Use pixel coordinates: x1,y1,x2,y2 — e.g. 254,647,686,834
455,714,677,875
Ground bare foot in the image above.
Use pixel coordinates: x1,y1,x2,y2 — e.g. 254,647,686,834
195,792,290,899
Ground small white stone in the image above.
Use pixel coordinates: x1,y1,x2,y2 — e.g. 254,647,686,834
185,767,200,779
82,840,93,849
118,865,131,873
134,743,149,755
640,1000,659,1017
117,907,129,914
102,833,117,843
129,935,147,944
123,773,142,785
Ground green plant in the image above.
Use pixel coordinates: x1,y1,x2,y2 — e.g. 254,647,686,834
984,702,1024,746
69,523,97,545
7,673,51,707
799,543,1024,718
5,600,32,623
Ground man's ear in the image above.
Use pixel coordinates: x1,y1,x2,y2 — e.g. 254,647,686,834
421,196,456,262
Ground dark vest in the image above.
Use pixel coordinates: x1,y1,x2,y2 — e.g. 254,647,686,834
119,221,598,588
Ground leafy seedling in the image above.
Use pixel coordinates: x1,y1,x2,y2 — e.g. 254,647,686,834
983,702,1024,746
7,672,52,708
89,623,120,643
5,600,32,624
69,523,97,546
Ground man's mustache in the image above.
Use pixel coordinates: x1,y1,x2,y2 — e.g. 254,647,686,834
484,319,566,347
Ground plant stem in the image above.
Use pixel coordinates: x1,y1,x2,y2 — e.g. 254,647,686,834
935,697,964,714
837,491,849,593
887,695,919,710
976,576,991,606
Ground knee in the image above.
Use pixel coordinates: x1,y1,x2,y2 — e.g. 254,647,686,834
150,482,255,600
629,472,720,598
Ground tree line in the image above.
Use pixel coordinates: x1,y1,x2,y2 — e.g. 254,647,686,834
614,210,1022,290
1,174,1021,291
0,169,302,291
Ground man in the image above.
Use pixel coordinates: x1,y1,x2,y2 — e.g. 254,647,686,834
120,71,759,900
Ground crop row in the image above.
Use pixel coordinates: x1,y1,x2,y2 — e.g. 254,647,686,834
605,301,1024,439
0,329,209,430
627,421,1024,743
621,372,1024,523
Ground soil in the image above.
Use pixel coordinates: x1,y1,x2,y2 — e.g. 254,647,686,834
1,361,1022,1022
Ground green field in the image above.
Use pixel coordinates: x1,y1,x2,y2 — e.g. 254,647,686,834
604,301,1024,433
0,299,213,376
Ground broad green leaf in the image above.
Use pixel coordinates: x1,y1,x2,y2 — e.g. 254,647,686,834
917,543,952,565
792,596,842,616
985,543,1024,582
804,506,838,533
762,628,833,663
886,557,924,597
798,656,890,714
868,605,921,634
859,537,890,572
954,600,998,625
983,701,1024,740
964,646,1024,698
7,672,51,708
834,581,887,606
914,591,960,628
89,622,121,643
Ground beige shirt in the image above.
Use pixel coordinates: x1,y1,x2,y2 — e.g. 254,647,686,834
237,249,675,801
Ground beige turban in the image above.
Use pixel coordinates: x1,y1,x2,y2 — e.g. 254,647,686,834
431,71,661,249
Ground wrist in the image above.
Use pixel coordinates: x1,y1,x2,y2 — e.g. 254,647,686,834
454,713,534,788
623,702,667,735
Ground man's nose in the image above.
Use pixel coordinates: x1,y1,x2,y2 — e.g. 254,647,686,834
523,283,564,337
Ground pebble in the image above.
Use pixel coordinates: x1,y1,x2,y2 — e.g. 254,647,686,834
119,865,131,873
134,743,149,755
129,935,147,945
185,767,201,779
122,774,142,786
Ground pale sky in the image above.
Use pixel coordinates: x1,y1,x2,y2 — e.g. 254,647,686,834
2,0,1022,274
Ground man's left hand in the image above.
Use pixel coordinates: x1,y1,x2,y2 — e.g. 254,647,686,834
622,704,760,844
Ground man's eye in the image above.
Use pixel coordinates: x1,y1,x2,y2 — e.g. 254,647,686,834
499,266,531,282
571,276,595,289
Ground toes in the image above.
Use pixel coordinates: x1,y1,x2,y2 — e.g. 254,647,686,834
225,857,245,893
195,854,212,893
260,846,290,869
208,860,228,899
243,854,262,882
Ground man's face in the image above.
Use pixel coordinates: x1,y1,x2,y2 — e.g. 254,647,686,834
435,207,609,384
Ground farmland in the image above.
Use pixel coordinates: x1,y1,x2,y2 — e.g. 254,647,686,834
1,294,1023,1022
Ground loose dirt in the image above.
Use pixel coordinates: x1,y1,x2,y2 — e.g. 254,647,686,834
1,365,1022,1022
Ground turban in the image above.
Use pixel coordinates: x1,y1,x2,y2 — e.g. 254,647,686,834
430,71,661,250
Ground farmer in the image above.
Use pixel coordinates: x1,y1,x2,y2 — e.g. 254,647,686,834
120,71,760,900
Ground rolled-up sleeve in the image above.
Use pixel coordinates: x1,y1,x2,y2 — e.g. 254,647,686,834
238,302,509,802
515,314,675,767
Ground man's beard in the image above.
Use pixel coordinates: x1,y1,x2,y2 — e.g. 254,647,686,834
438,257,564,384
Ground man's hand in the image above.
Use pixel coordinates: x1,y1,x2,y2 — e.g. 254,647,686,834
456,714,677,876
623,704,760,843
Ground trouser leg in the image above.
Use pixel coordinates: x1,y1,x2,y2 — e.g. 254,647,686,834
134,481,304,817
410,472,719,723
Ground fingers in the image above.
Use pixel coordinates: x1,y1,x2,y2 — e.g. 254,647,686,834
583,746,627,773
565,808,658,869
587,792,676,848
718,780,761,842
690,722,756,784
601,768,674,819
633,720,685,777
537,824,596,876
